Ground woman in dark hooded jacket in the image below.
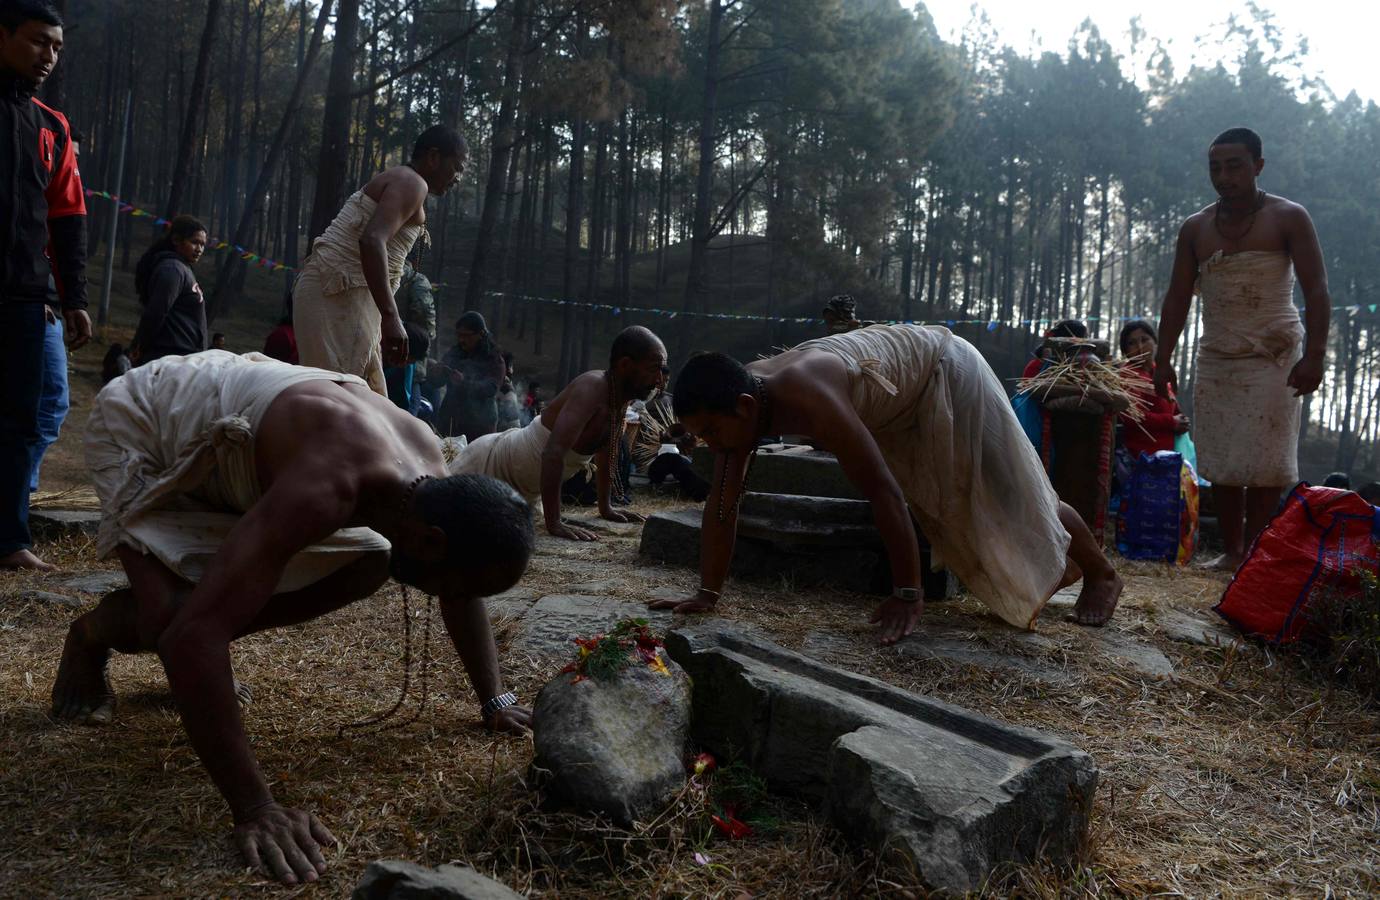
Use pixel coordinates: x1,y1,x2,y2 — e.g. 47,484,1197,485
428,310,506,439
130,215,209,364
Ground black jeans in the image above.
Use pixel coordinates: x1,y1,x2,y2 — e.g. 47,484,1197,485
0,300,48,556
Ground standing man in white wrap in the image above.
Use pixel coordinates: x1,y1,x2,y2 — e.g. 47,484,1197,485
294,125,466,394
1154,127,1331,570
51,351,534,887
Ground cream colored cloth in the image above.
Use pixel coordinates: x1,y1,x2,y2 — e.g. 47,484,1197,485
792,325,1071,629
443,417,593,512
85,351,390,593
1192,250,1304,487
294,190,426,394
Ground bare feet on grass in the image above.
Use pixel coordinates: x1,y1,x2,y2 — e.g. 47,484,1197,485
51,623,115,724
1,548,56,572
1069,569,1124,627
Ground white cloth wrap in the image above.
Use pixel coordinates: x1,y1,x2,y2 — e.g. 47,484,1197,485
442,417,593,512
1192,250,1304,487
792,325,1071,628
293,190,425,394
85,351,389,593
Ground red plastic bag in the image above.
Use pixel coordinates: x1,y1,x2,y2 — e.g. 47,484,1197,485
1215,484,1380,644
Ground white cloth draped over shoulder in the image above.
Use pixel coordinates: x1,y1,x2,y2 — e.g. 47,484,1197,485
442,417,594,514
1192,250,1304,486
791,324,1071,629
293,189,426,394
85,351,390,593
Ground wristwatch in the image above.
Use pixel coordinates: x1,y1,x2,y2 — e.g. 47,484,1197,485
480,691,518,721
892,587,922,604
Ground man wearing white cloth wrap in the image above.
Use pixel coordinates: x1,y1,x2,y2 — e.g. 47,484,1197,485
51,351,535,887
1154,127,1331,571
655,325,1125,643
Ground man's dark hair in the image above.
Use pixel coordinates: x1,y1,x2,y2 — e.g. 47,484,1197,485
1321,472,1351,490
1357,482,1380,506
413,125,468,161
0,1,63,31
211,332,226,342
414,474,534,575
1118,318,1158,354
403,321,429,361
672,352,754,418
609,325,664,369
135,215,209,298
1049,319,1088,339
1212,127,1263,161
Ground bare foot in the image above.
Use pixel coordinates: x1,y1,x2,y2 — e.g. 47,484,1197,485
647,596,718,614
1069,570,1123,627
1197,553,1242,573
51,624,116,724
1,549,56,572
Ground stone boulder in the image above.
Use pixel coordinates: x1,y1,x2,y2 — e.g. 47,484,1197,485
352,860,522,899
530,646,691,826
664,624,1097,893
28,509,102,542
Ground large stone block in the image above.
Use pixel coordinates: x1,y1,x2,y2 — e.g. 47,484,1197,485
28,509,102,542
690,445,863,499
664,624,1097,893
640,492,960,597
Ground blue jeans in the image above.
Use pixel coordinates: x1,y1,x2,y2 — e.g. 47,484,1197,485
0,301,48,557
28,314,69,492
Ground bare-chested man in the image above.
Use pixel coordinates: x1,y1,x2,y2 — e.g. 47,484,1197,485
1155,127,1331,570
649,325,1123,643
295,125,466,394
51,351,533,886
447,326,668,541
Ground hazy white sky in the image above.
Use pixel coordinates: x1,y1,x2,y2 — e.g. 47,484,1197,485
923,0,1380,104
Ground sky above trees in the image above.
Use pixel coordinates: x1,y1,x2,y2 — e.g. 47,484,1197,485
924,0,1379,103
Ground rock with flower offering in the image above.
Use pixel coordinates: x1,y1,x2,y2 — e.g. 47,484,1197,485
530,619,692,826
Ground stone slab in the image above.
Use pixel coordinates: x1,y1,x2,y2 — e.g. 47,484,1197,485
1087,628,1174,678
512,595,674,661
896,630,1072,684
665,625,1097,892
1155,608,1242,648
3,589,82,608
691,446,863,499
59,572,129,594
352,859,522,900
28,509,102,542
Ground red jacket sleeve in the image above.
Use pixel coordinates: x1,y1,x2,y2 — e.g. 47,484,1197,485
43,106,86,218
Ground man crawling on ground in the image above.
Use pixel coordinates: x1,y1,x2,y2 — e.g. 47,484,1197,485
447,325,669,541
653,324,1124,643
51,350,534,886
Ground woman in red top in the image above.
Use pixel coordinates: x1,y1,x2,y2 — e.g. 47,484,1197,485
1118,319,1189,457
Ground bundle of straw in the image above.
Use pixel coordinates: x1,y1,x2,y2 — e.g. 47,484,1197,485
28,486,102,511
631,398,685,469
1015,357,1152,422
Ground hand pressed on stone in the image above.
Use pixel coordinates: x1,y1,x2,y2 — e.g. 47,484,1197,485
548,521,599,542
600,508,645,524
486,705,532,735
871,596,923,645
233,803,336,886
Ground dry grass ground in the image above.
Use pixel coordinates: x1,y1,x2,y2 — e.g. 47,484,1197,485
3,493,1379,897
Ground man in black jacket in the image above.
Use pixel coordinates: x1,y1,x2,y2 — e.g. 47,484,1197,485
1,0,90,571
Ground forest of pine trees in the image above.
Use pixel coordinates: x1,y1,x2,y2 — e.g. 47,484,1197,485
43,0,1380,475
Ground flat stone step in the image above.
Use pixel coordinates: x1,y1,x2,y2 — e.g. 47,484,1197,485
352,859,522,899
28,509,102,542
664,624,1097,893
511,594,674,661
59,572,129,595
690,446,863,499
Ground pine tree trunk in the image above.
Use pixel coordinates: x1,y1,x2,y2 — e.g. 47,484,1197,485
165,0,222,219
308,0,362,245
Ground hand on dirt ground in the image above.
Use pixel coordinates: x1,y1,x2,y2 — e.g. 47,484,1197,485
600,508,645,524
485,705,532,735
870,596,923,645
233,803,336,886
548,521,599,542
647,592,718,614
